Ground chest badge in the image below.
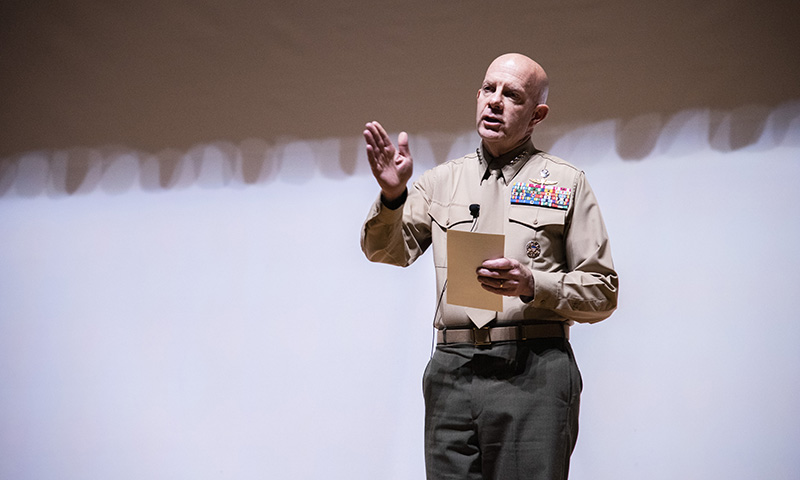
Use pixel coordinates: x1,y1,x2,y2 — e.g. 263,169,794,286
510,180,572,210
530,168,557,186
526,240,541,259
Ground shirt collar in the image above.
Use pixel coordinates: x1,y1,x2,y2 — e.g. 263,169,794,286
478,138,537,185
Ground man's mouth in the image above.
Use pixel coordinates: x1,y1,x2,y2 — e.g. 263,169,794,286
482,115,503,128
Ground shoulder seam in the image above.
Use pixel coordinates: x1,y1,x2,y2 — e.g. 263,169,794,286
536,152,582,173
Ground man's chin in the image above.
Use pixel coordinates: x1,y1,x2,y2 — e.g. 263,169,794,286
478,126,504,141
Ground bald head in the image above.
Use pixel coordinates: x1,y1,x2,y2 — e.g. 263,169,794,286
486,53,549,104
476,53,550,156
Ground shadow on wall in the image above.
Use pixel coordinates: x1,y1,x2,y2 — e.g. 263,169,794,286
613,102,800,160
2,101,799,199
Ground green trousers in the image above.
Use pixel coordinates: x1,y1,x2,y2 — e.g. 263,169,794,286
422,338,582,480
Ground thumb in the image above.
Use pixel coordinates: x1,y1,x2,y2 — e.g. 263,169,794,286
397,131,411,158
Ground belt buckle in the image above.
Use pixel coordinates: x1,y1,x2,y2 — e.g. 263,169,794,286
472,327,491,346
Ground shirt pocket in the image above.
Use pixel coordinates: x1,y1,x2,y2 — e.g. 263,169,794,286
429,202,474,268
508,205,567,270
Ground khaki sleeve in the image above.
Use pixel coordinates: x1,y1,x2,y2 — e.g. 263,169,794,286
360,172,435,267
528,171,619,323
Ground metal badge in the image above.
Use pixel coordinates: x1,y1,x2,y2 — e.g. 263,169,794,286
530,169,557,186
526,240,541,259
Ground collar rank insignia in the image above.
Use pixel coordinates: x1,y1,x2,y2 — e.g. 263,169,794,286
510,181,572,210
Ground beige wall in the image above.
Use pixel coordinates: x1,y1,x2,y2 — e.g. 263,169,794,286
2,0,799,157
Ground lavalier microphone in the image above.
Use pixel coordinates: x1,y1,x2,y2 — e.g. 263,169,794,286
469,204,480,218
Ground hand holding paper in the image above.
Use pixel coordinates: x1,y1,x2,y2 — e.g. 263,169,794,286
477,257,535,298
446,230,536,313
446,230,505,311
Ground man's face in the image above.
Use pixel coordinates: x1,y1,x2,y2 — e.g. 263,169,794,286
475,59,541,157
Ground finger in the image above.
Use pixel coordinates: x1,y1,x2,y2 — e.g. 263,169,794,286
365,143,378,168
476,265,510,280
364,129,382,167
373,121,390,142
477,270,507,288
397,131,411,158
481,257,515,270
482,279,519,296
369,122,393,155
365,127,393,165
364,126,380,151
476,269,498,280
477,266,509,278
480,281,510,293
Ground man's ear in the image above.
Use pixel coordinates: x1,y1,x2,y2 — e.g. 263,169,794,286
530,104,549,126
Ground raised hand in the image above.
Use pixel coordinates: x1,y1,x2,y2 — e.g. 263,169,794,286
363,121,413,202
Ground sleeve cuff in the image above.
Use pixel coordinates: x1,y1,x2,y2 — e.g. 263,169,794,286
380,188,408,210
528,269,561,308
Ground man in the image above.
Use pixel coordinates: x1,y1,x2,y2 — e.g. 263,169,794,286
361,53,618,480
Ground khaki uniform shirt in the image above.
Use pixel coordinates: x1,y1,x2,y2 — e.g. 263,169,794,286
361,140,618,329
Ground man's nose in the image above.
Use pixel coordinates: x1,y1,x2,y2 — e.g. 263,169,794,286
488,91,503,110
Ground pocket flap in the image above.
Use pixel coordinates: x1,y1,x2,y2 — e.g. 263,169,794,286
429,202,473,229
509,205,566,230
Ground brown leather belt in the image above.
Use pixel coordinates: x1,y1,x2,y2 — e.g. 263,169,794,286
437,323,568,345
